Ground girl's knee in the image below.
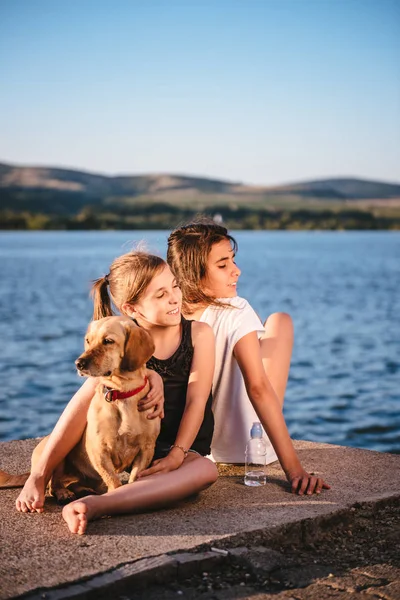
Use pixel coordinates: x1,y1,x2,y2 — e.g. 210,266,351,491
199,457,218,486
264,312,294,337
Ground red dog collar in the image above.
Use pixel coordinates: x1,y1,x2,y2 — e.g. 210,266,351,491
103,376,148,403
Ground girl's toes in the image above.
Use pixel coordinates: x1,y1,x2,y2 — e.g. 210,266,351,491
62,501,90,535
77,514,88,535
31,501,44,513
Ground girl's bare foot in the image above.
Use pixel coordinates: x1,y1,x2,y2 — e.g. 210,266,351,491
16,474,46,513
62,497,99,535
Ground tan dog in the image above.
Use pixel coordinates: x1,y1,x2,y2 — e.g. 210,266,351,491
0,316,161,503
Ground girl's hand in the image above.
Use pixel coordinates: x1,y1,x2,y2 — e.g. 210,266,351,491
138,370,164,419
138,451,184,478
287,469,331,495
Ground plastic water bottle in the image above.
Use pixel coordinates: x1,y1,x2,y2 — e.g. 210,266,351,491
244,422,267,486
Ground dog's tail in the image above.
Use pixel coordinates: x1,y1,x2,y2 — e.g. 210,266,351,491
0,469,30,488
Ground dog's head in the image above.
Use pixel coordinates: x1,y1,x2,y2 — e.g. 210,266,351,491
75,316,155,378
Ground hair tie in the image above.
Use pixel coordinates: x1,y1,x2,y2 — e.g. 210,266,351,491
104,273,110,285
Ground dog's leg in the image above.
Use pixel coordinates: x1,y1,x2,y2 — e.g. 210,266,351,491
86,447,122,492
49,461,79,505
69,483,102,498
128,446,156,483
128,463,140,483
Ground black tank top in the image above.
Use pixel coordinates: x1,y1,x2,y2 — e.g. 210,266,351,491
146,317,214,456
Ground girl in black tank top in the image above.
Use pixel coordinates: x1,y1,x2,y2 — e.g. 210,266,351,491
146,317,214,458
17,251,218,535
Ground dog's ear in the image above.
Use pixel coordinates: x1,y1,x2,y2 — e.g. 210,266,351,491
120,321,155,372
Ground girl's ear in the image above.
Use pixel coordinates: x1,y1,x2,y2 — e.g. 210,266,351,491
122,303,137,318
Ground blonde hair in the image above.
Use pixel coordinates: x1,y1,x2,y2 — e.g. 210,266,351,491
91,251,166,321
167,219,238,314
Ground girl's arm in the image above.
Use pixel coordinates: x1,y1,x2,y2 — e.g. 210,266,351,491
140,322,215,476
31,377,97,482
234,331,330,495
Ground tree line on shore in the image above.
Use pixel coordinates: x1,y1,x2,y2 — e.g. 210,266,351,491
1,202,399,231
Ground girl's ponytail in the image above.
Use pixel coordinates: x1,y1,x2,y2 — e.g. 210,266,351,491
90,250,166,320
91,275,114,321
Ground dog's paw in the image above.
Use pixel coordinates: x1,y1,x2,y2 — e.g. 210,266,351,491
55,489,77,505
74,487,97,499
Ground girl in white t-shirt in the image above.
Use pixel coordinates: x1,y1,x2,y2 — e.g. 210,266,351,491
167,221,330,496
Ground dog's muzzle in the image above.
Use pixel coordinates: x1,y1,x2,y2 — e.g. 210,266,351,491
75,357,89,372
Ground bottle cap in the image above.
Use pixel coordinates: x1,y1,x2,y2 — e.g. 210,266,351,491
250,422,263,438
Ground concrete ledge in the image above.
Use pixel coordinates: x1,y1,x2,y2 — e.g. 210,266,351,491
1,439,399,599
18,496,400,600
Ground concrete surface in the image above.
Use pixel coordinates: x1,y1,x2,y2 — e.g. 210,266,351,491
0,438,399,599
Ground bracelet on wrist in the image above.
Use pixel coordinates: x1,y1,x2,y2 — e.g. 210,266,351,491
169,444,189,457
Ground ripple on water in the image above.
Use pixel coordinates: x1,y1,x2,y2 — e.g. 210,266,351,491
329,372,350,380
292,360,313,368
39,333,67,341
320,415,347,424
385,360,399,374
330,403,349,411
0,414,14,422
25,383,53,396
288,376,308,384
350,423,400,435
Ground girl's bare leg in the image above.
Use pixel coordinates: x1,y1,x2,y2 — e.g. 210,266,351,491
62,455,218,535
260,312,294,408
16,377,97,513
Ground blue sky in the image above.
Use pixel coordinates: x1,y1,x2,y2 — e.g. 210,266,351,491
0,0,399,185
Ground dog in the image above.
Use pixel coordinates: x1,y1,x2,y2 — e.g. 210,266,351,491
0,316,161,503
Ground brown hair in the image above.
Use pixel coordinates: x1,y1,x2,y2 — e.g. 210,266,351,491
91,251,166,321
167,219,238,314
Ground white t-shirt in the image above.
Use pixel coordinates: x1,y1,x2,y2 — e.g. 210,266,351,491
200,296,278,464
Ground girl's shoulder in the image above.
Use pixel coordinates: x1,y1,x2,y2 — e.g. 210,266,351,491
199,298,260,338
215,296,253,310
190,319,214,344
226,297,261,328
202,296,264,348
229,296,253,310
213,296,256,318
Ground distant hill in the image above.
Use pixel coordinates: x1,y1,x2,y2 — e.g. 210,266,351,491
0,163,242,198
272,178,400,200
1,162,399,206
1,161,400,231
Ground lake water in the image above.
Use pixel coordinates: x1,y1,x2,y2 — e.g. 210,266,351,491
0,231,399,454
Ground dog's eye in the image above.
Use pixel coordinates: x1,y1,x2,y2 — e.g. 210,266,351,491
85,338,89,344
103,338,115,345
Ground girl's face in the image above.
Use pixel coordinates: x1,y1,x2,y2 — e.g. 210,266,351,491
124,265,182,328
201,239,241,299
